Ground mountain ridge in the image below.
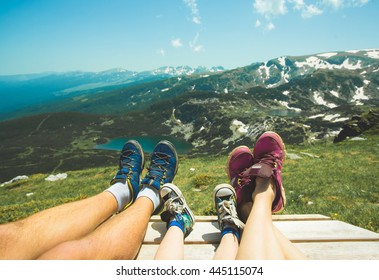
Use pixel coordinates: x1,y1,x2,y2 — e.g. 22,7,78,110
0,49,378,180
0,65,225,117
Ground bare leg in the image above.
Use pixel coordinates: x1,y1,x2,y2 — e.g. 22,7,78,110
272,225,307,259
39,196,153,259
237,178,285,259
213,233,239,260
154,226,184,260
0,191,117,259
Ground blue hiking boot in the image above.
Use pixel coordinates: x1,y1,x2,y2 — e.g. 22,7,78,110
141,140,178,214
110,140,145,208
141,140,178,190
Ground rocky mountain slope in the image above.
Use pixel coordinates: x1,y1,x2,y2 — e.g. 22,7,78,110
0,49,378,181
0,66,224,118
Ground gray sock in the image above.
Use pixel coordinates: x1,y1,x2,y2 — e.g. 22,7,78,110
105,182,132,212
137,186,160,211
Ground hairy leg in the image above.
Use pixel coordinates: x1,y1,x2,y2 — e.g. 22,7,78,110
236,178,285,260
39,196,153,259
0,192,117,259
154,226,184,260
213,233,239,260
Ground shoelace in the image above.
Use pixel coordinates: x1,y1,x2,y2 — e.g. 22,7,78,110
116,150,135,177
146,152,170,182
217,199,245,229
238,168,254,187
164,196,184,215
256,153,281,168
237,152,281,184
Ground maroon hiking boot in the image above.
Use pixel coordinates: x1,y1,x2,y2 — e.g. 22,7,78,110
251,131,286,213
226,146,255,222
226,146,254,204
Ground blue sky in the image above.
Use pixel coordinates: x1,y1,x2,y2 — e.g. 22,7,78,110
0,0,378,75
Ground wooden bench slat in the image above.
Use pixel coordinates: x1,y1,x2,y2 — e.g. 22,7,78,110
137,242,379,260
275,220,379,242
295,242,379,260
149,214,330,222
137,244,217,260
143,219,379,244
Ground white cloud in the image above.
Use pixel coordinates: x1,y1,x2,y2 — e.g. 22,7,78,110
323,0,370,9
322,0,343,8
253,0,287,18
253,0,370,31
289,0,305,10
266,22,275,31
171,38,183,48
346,0,370,7
301,4,323,18
353,0,370,5
253,0,285,31
193,45,204,52
156,48,165,56
189,32,204,52
183,0,201,24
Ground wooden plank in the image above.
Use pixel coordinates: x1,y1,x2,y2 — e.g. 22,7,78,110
144,220,220,244
137,244,217,260
295,242,379,260
143,220,379,244
137,242,379,260
275,220,379,242
149,214,330,222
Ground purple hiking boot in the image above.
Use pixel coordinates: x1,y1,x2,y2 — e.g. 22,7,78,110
226,146,254,204
250,131,286,213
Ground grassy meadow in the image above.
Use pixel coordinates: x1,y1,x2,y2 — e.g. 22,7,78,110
0,130,378,233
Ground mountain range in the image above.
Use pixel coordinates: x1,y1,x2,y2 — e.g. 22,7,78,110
0,65,225,117
0,49,378,181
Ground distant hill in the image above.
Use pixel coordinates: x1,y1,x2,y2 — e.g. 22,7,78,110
0,66,225,118
3,49,378,120
0,49,378,181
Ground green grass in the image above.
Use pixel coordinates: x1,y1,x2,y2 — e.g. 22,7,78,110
1,131,378,233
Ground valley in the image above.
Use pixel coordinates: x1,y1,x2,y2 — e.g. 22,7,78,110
0,49,378,182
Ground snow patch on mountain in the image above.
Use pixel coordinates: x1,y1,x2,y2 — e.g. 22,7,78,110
317,52,338,58
295,56,329,69
352,87,369,104
223,120,249,144
313,92,337,108
277,100,302,112
339,58,362,70
365,49,379,59
258,64,271,79
323,114,349,123
278,56,286,67
308,114,325,119
294,56,363,71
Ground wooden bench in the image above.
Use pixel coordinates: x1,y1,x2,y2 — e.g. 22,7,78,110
137,214,379,260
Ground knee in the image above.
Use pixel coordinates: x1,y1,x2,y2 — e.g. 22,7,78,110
38,241,80,260
0,223,21,259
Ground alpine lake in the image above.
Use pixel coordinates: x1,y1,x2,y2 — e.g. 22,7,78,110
95,136,192,154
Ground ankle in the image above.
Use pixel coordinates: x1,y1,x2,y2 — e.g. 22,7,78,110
221,224,240,241
252,178,275,201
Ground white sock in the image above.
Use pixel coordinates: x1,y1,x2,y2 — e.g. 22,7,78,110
105,182,132,212
137,186,160,211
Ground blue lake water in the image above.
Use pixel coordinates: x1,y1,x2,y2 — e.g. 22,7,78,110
269,109,301,117
95,136,192,154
